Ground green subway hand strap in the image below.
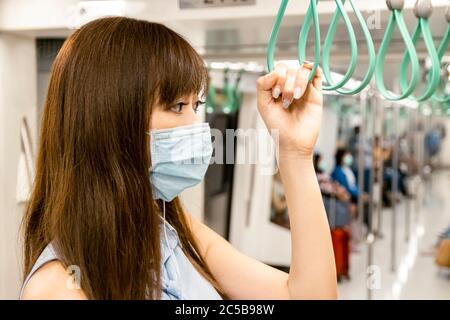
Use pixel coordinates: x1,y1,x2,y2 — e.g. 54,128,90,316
400,0,440,102
321,0,358,91
231,69,244,113
267,0,320,81
267,0,289,72
223,69,235,114
437,26,450,60
332,0,376,95
376,0,420,101
206,65,217,113
433,12,450,103
206,85,217,113
297,0,321,82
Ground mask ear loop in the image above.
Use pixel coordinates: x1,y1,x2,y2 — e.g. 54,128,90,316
162,201,181,280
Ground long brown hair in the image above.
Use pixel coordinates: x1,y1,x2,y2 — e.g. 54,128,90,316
22,16,226,300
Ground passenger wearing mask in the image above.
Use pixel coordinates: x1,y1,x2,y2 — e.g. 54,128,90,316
313,154,352,229
316,153,354,280
331,148,359,204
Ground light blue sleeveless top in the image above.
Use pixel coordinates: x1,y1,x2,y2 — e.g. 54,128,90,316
20,217,222,300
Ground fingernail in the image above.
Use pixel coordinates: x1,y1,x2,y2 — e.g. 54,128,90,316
294,87,302,99
272,87,281,99
282,99,290,109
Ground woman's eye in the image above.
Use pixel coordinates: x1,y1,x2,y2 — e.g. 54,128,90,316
170,103,185,114
193,100,206,113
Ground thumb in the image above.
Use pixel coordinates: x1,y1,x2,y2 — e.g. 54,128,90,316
256,71,278,91
256,71,279,107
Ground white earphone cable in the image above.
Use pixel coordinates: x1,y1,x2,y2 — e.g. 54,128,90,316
162,200,181,279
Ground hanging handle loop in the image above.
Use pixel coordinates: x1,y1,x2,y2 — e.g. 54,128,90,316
296,0,321,82
326,0,376,95
433,7,450,103
267,0,289,73
399,0,441,102
376,0,420,101
321,0,358,91
267,0,321,81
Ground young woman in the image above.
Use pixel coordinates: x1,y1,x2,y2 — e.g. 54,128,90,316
21,17,337,300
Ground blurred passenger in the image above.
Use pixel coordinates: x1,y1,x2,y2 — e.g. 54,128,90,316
314,153,353,280
373,136,395,206
271,171,290,229
372,136,389,180
313,154,353,229
374,136,410,205
348,125,374,194
348,126,360,171
425,126,444,167
330,148,368,251
438,224,450,243
383,140,409,198
331,148,359,203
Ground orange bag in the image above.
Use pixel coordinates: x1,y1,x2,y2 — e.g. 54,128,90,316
331,228,350,279
436,239,450,268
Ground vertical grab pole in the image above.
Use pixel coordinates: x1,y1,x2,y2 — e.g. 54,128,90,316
375,99,385,238
413,107,421,224
405,107,412,242
358,92,367,240
391,104,400,272
366,92,376,301
426,108,433,200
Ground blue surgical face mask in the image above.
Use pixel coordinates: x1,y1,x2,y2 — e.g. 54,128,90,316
148,123,212,202
318,159,328,172
343,154,353,167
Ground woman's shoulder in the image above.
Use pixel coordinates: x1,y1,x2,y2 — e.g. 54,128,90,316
21,260,87,300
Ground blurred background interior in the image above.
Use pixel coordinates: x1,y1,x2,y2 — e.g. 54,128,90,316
0,0,449,299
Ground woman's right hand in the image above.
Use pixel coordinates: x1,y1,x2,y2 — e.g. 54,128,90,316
256,63,323,157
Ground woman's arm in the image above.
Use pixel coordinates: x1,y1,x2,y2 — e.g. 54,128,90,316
189,63,337,299
276,153,337,299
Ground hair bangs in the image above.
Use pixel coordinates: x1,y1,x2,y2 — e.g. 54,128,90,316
156,30,208,106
